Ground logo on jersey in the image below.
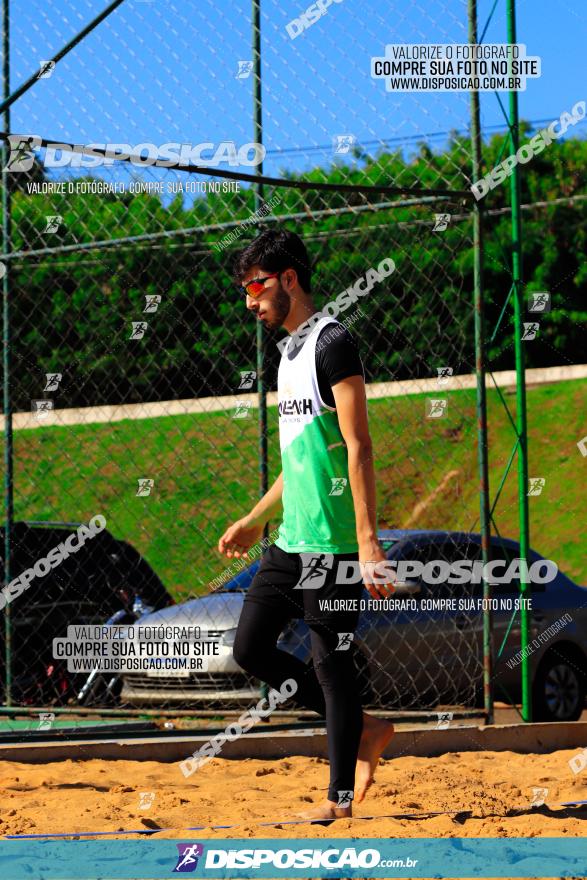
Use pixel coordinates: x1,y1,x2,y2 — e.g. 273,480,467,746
278,398,313,416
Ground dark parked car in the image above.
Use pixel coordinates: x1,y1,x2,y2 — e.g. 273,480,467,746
121,530,587,722
0,520,174,705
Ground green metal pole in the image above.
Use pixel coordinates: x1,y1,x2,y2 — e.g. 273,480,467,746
506,0,531,722
468,0,493,725
252,0,269,704
252,0,268,518
2,0,12,707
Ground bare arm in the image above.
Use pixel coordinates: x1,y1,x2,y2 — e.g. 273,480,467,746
218,473,283,558
331,375,394,598
249,472,283,526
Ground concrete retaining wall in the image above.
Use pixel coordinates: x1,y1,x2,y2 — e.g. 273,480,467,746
1,721,585,765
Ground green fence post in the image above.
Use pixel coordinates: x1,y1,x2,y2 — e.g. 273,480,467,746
1,0,13,707
252,0,269,704
252,0,268,516
468,0,493,725
506,0,532,722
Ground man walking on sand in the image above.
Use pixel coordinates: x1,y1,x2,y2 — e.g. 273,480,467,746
218,228,395,821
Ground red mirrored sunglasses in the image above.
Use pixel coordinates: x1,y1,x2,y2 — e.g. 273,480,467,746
239,272,280,298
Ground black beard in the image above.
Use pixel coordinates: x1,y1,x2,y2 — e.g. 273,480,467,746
266,284,291,329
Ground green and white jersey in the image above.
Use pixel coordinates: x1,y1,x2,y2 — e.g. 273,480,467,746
275,315,358,554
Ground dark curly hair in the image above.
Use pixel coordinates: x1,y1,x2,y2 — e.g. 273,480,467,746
232,227,312,293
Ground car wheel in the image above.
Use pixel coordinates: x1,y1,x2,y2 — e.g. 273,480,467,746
533,651,586,722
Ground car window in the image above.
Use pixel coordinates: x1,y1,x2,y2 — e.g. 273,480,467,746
395,537,482,601
488,539,545,594
428,538,481,600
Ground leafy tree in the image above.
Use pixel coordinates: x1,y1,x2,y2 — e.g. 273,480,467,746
4,132,585,410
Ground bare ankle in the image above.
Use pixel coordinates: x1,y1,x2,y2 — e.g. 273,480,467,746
328,800,352,818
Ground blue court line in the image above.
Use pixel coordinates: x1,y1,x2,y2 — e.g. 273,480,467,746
4,808,468,839
5,801,586,841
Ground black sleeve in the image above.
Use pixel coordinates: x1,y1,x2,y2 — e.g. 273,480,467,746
315,323,364,408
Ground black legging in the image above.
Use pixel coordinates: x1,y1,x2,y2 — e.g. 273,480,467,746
233,598,363,804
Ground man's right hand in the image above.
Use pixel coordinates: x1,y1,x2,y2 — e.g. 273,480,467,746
218,517,265,559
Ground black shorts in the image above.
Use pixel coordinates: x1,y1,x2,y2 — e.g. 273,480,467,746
245,543,363,628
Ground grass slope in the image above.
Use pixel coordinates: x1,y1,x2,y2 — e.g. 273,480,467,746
5,377,585,598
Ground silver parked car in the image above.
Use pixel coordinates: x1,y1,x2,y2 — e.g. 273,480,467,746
120,529,587,721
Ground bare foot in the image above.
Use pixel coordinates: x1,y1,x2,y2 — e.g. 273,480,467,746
296,800,352,821
355,714,395,803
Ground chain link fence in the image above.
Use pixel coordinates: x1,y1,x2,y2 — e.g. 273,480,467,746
1,0,578,720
